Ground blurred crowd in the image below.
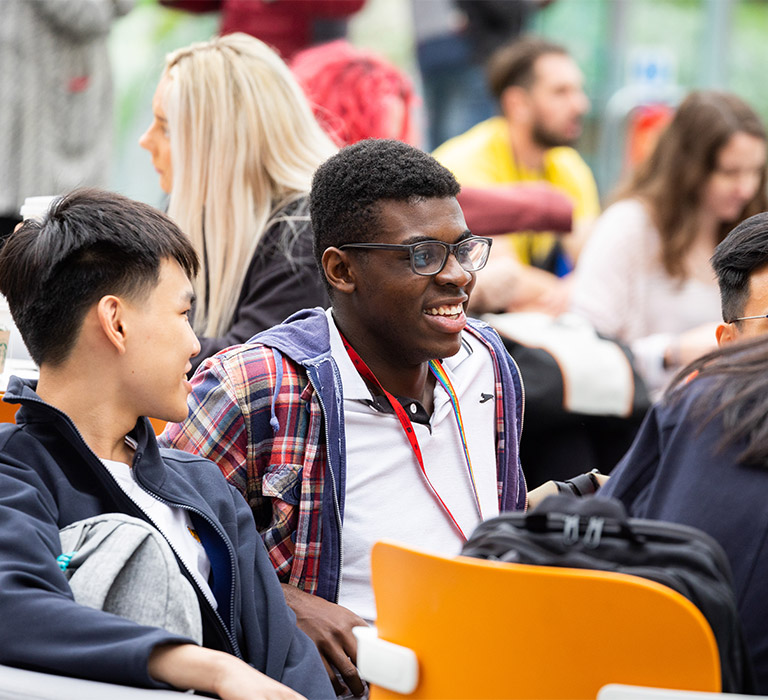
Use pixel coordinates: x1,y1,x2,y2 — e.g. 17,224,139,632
4,0,768,697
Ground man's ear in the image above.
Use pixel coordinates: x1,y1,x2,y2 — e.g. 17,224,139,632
322,247,356,295
716,322,736,346
96,295,129,354
499,85,530,123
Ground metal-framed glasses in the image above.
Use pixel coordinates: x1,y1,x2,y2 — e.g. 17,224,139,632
338,236,493,276
728,314,768,322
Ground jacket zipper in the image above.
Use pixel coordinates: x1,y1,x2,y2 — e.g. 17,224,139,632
308,374,344,604
131,459,242,659
508,354,525,439
507,353,528,510
19,396,241,657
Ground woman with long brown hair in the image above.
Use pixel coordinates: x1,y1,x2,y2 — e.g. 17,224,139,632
571,91,768,393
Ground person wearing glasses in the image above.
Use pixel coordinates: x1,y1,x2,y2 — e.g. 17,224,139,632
712,213,768,346
599,302,768,692
162,140,588,696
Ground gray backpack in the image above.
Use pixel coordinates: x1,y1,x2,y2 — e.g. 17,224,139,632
58,513,202,644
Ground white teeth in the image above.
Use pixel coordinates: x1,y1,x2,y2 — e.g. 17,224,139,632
425,304,463,316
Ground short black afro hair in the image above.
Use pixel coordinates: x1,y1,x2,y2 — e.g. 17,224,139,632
310,139,460,273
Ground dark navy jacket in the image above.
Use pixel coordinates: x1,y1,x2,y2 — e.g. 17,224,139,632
0,377,333,697
600,377,768,693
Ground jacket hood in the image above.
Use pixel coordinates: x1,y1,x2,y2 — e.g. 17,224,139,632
245,307,333,367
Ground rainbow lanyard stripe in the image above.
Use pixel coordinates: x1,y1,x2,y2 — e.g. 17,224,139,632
340,328,483,539
428,358,483,521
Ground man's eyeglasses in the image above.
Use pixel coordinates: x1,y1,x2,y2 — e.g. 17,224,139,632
728,314,768,322
338,237,493,276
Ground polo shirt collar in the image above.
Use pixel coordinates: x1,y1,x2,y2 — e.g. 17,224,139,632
325,308,472,404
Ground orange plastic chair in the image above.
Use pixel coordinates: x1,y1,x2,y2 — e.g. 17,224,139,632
360,540,721,700
0,395,166,434
0,396,17,424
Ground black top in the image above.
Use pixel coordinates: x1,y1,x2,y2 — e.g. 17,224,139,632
193,199,330,372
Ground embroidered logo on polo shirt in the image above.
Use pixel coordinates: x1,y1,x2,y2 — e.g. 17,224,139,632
479,393,493,404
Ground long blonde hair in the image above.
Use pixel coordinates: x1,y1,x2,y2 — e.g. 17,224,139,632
162,33,336,337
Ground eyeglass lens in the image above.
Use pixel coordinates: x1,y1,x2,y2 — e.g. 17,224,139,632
412,239,489,274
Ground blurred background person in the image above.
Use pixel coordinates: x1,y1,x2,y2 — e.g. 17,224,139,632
140,33,336,373
0,0,133,239
411,0,553,151
571,90,768,395
158,0,365,60
291,39,574,238
433,36,599,315
291,39,420,146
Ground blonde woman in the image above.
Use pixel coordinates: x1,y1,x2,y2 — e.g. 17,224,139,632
140,33,336,372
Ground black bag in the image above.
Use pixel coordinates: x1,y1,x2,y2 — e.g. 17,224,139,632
461,495,755,693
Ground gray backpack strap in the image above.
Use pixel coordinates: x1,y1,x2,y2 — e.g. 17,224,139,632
59,513,202,644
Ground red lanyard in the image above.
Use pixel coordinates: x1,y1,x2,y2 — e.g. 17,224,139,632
339,333,482,540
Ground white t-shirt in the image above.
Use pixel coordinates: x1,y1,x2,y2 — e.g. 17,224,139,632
327,309,499,622
101,448,216,609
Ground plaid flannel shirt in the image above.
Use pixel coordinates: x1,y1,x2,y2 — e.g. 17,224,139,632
161,309,525,598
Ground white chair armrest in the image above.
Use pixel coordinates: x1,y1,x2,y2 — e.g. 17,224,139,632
598,684,763,700
353,625,419,695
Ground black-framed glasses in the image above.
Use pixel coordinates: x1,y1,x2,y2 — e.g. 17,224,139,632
338,237,493,276
729,314,768,322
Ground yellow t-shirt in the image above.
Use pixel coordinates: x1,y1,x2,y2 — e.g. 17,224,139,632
433,116,600,268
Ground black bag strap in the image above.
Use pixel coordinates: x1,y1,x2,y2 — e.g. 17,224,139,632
522,495,639,544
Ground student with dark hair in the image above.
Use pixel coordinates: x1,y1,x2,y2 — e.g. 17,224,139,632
712,212,768,345
163,139,527,695
0,189,333,700
599,332,768,693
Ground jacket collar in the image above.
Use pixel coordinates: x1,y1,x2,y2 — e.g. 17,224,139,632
4,376,168,490
246,307,333,366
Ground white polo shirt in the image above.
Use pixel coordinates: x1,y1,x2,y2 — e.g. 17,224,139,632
327,309,499,622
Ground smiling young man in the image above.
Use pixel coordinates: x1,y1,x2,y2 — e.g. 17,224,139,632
0,189,332,700
162,139,527,695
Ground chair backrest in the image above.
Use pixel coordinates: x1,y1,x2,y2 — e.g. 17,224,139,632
369,540,721,700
